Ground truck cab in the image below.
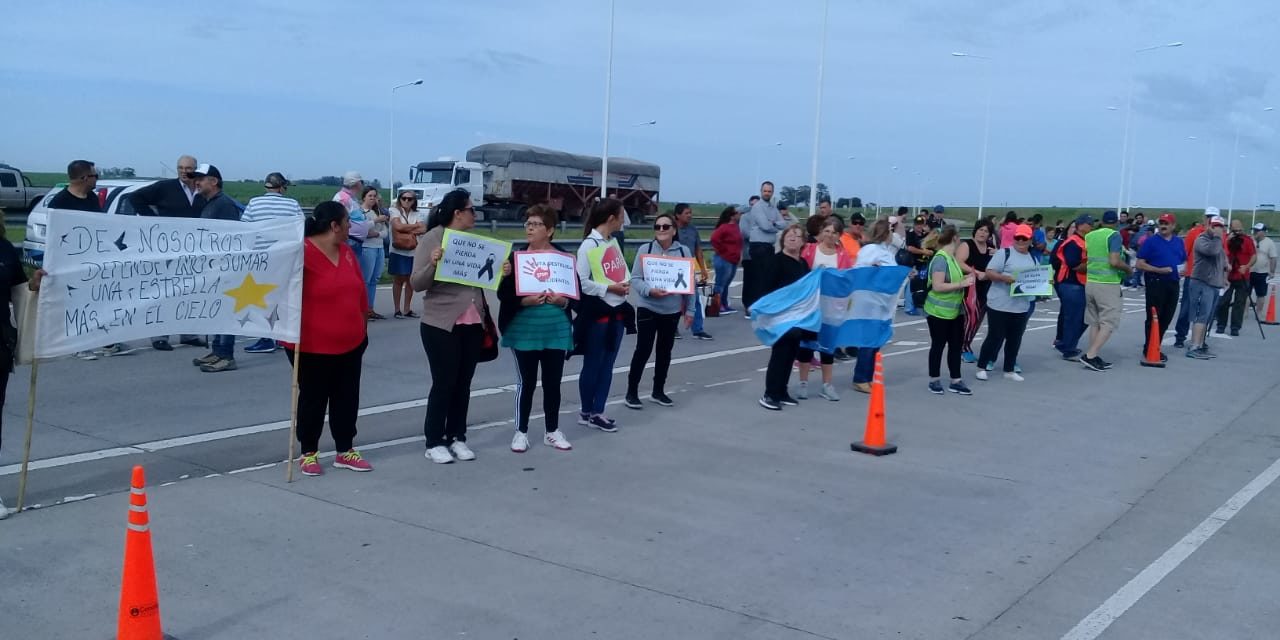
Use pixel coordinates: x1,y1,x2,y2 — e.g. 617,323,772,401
0,163,52,211
406,160,485,215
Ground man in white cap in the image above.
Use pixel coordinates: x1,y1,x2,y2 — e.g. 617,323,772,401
1250,222,1276,311
1173,207,1220,347
1186,215,1227,359
333,171,364,214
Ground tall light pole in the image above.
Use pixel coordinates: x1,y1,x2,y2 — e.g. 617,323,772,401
846,155,857,211
600,0,616,201
951,52,993,220
626,120,656,157
389,78,424,203
1115,41,1183,215
754,142,782,188
1227,106,1274,225
807,0,830,214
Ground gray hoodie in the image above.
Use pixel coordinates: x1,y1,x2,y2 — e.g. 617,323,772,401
630,239,694,314
745,199,787,243
1191,231,1226,288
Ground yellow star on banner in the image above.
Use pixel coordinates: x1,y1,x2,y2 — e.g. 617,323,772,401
223,273,278,313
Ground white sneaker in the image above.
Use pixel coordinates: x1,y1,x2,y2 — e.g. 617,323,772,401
1003,372,1025,382
0,496,8,520
976,369,989,381
796,382,808,399
544,431,572,451
74,350,98,361
426,446,454,464
511,432,530,453
820,383,840,401
449,441,476,461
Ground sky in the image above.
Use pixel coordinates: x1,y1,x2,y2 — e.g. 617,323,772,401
2,0,1277,210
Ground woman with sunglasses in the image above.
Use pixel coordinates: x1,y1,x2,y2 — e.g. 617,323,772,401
413,189,511,464
624,213,692,410
975,224,1038,382
573,198,632,432
389,189,427,319
795,216,853,401
357,186,389,320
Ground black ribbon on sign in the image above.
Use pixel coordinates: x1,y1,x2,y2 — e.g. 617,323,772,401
478,253,497,281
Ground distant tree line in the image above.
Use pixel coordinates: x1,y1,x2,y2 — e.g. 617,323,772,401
774,184,863,209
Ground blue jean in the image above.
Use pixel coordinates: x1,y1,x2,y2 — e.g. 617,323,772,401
903,271,920,313
691,290,705,333
1055,282,1086,354
1174,277,1192,342
578,319,624,415
359,246,385,309
852,347,878,384
713,255,737,308
212,334,236,360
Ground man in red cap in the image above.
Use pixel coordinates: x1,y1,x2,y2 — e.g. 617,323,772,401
1135,213,1187,361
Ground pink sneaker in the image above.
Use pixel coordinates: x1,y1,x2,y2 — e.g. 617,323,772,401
298,453,323,476
333,449,373,472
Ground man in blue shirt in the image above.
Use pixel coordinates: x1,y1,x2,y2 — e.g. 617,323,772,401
1136,213,1187,361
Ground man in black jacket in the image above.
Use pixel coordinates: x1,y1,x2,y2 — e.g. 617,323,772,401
127,155,206,218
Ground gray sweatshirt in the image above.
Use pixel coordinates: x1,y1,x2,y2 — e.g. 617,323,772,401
630,239,694,314
745,199,787,243
1191,232,1226,288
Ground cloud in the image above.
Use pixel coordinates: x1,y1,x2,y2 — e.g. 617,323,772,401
450,49,541,74
1136,66,1273,144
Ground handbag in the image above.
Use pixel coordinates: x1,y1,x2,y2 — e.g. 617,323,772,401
477,305,499,363
392,212,419,251
895,247,914,266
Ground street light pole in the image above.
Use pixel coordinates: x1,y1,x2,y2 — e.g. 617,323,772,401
808,0,830,214
600,0,616,201
389,79,424,204
951,52,993,220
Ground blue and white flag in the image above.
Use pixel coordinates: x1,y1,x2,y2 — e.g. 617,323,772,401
749,266,910,349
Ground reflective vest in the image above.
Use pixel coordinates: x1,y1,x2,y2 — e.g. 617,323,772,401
1054,235,1087,285
1085,228,1122,284
923,250,964,320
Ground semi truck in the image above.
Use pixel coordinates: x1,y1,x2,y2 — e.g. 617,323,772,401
404,143,660,222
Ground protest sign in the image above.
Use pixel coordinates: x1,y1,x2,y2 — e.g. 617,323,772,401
587,240,629,285
1011,265,1054,297
640,255,696,294
37,210,303,359
514,251,579,299
436,229,512,290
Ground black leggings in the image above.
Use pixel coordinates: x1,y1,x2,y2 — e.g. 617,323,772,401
421,323,485,448
627,307,679,395
977,308,1029,373
765,329,803,399
927,314,964,380
285,339,367,454
795,347,834,365
512,348,565,433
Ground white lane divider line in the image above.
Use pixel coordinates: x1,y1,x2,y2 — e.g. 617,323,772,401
705,378,751,388
1061,455,1280,640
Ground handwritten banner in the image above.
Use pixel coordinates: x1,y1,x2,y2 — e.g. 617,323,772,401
640,255,695,294
1011,265,1054,297
37,210,304,359
587,240,629,285
437,229,512,290
514,251,579,299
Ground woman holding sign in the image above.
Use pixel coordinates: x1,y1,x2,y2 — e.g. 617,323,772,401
574,198,632,432
974,224,1038,382
413,189,511,464
497,205,574,453
624,213,693,410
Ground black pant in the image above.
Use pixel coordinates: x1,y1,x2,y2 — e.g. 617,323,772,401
284,339,367,454
795,347,834,365
765,329,802,399
927,314,964,380
628,307,679,395
742,242,775,310
1144,278,1180,352
977,309,1029,373
421,323,484,448
0,349,10,453
1216,279,1250,331
512,348,565,433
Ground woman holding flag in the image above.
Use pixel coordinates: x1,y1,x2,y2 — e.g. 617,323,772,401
924,225,976,396
850,219,898,393
758,224,810,411
794,217,853,401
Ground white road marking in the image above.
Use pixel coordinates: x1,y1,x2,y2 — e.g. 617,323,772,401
1061,455,1280,640
704,378,751,388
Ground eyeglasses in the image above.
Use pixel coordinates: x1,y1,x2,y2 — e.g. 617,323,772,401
654,223,673,231
81,173,99,180
459,207,475,214
524,220,546,229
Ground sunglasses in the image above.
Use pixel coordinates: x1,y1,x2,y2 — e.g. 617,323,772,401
459,207,475,214
1014,236,1031,241
654,223,673,231
398,196,416,201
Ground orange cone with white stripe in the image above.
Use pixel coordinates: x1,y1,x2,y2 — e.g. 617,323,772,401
1263,284,1279,325
851,352,898,456
118,465,163,640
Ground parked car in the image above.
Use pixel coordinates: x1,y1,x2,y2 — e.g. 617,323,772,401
0,164,54,212
23,179,157,267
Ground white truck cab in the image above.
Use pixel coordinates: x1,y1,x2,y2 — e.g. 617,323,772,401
405,160,485,217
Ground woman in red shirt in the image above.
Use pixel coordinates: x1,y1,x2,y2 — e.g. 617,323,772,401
284,201,373,477
709,206,743,314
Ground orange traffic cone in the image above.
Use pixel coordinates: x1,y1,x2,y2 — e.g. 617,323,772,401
1140,307,1166,368
118,465,164,640
851,352,898,456
1263,284,1279,326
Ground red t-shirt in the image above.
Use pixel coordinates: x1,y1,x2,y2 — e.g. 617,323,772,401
282,240,368,354
710,223,743,264
1226,234,1256,282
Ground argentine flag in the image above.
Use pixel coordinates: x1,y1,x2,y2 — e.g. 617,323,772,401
749,266,911,349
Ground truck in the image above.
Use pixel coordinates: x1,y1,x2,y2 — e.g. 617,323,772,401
0,163,53,211
404,143,660,222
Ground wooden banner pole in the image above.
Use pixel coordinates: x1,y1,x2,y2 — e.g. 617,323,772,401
16,360,40,512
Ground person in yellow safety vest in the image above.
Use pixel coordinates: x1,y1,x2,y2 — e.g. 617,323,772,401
923,225,976,395
1080,210,1134,372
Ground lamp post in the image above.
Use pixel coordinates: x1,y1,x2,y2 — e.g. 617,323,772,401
1115,42,1183,215
626,120,656,157
599,0,617,201
389,79,424,203
951,52,993,220
1227,106,1274,225
807,0,830,214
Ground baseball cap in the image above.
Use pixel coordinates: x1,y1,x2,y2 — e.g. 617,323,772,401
1014,224,1033,239
1158,213,1177,224
888,215,901,225
1075,214,1096,225
914,215,927,224
1145,219,1156,226
1253,222,1267,232
1204,206,1220,218
849,213,866,225
192,164,221,181
1102,210,1118,224
735,204,748,214
933,205,945,213
342,171,363,187
264,172,291,188
1209,215,1225,227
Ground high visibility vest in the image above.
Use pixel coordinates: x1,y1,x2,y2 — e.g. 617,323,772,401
1085,228,1122,284
1055,235,1086,285
923,250,964,320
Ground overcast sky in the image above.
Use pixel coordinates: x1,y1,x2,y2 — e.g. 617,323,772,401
2,0,1277,209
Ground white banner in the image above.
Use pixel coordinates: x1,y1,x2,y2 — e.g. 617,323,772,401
37,210,304,358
